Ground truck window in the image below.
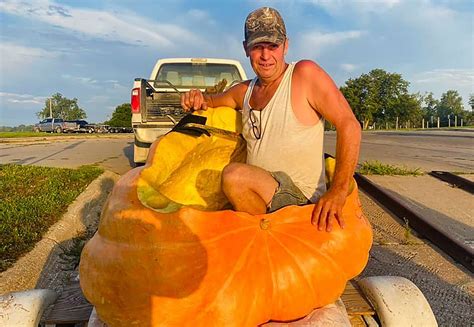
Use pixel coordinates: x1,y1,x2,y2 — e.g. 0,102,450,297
155,63,242,88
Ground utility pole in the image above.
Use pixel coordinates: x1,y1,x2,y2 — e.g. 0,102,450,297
49,98,53,118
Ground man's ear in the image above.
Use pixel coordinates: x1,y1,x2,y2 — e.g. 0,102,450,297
243,41,250,57
283,38,289,56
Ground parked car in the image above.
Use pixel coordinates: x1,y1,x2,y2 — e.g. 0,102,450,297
34,118,78,133
65,120,96,133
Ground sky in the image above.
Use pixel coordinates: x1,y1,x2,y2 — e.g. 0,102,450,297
0,0,472,126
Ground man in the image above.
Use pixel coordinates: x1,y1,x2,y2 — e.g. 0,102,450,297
181,7,361,232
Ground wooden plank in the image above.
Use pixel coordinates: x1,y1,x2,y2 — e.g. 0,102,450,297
42,279,374,324
348,314,367,327
42,282,93,324
341,281,375,316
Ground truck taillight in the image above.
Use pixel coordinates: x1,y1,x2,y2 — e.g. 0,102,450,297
131,88,140,113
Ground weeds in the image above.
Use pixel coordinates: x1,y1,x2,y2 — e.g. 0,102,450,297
358,160,423,176
402,218,413,244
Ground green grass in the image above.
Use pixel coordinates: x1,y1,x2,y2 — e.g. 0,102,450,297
358,160,423,176
0,164,103,272
0,131,126,138
0,131,90,138
0,131,55,138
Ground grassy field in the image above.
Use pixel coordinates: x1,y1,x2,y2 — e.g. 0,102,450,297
0,131,126,138
0,164,103,272
358,160,423,176
0,131,58,138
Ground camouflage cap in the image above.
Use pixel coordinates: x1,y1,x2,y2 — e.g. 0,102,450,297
244,7,287,48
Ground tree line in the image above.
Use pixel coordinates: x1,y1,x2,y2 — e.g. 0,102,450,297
340,69,473,129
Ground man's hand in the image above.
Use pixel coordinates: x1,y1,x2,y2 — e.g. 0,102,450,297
311,187,347,232
181,89,209,112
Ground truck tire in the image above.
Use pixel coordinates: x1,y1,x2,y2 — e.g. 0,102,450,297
55,126,62,133
133,137,151,166
34,127,40,133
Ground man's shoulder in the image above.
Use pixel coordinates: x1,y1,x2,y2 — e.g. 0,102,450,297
293,60,325,76
230,80,251,96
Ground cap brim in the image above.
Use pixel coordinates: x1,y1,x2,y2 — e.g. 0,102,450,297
246,35,285,48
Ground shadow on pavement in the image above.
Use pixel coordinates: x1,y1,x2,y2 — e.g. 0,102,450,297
122,141,135,168
36,175,116,297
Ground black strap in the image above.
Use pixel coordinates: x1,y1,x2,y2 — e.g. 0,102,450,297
168,114,209,137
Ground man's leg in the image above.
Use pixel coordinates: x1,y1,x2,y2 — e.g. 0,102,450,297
221,163,278,215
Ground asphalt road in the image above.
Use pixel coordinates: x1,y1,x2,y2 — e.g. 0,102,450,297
325,129,474,172
1,129,472,174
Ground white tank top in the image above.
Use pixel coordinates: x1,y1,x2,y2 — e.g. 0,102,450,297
242,63,326,202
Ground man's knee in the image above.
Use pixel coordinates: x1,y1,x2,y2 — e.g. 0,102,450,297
222,162,246,188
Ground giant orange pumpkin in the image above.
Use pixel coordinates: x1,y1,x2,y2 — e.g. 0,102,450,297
79,107,372,326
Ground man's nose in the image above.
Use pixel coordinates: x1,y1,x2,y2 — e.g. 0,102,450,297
260,47,271,60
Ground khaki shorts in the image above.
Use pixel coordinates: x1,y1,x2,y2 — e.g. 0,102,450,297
267,171,309,213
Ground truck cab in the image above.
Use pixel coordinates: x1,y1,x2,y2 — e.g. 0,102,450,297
130,57,247,165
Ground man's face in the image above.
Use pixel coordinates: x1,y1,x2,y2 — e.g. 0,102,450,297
244,40,288,80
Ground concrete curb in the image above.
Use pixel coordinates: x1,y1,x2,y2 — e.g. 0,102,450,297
0,170,120,295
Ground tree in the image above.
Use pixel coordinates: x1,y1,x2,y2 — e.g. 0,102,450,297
106,103,132,127
437,90,464,125
340,69,418,129
469,94,474,111
37,93,87,120
420,92,439,120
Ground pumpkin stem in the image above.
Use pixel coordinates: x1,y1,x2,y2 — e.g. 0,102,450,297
259,218,271,230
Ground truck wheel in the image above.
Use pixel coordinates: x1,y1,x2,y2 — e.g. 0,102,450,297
133,137,150,166
358,276,437,326
34,127,40,133
55,126,62,133
133,145,148,166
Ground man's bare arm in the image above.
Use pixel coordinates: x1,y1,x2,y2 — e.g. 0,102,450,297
181,82,248,111
296,60,361,231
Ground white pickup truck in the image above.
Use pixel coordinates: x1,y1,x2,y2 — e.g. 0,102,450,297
130,57,247,164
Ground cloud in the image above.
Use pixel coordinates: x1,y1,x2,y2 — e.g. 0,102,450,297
340,63,358,72
61,74,98,85
0,42,58,70
61,74,129,90
301,30,365,47
297,30,365,56
186,9,215,24
0,0,205,49
0,92,47,105
413,69,474,87
308,0,401,15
